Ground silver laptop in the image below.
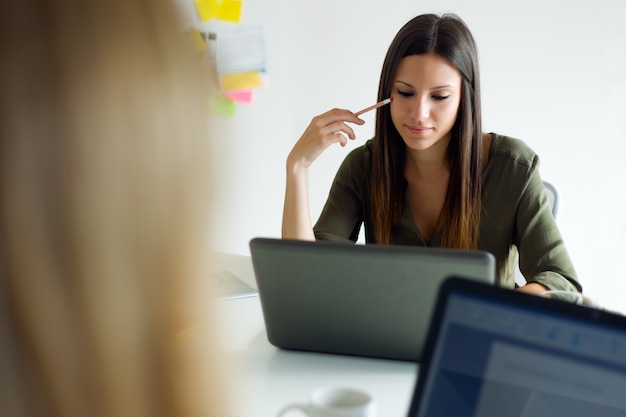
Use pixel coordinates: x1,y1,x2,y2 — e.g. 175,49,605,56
408,277,626,416
249,237,495,362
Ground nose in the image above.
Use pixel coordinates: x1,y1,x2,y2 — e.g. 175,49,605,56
409,95,429,120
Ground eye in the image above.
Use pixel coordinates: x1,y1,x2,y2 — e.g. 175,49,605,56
432,95,451,100
397,90,414,97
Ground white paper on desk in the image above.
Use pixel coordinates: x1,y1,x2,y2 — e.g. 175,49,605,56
210,271,258,300
216,25,266,74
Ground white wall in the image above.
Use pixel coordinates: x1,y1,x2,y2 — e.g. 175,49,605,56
191,1,626,312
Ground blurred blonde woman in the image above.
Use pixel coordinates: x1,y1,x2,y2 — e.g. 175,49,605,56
0,1,225,416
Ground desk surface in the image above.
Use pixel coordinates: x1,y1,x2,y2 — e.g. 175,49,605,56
212,252,418,417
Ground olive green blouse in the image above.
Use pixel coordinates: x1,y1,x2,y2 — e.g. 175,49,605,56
313,134,581,292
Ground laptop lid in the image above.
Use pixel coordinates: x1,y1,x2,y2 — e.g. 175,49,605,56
249,238,495,362
408,277,626,416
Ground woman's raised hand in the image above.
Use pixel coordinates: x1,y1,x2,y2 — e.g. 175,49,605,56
282,108,364,240
287,108,365,170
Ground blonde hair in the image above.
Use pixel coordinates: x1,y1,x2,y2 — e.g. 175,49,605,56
0,1,224,416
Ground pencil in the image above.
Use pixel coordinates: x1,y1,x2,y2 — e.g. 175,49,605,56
354,97,393,116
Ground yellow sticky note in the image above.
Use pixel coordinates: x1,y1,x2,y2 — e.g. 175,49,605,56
220,71,263,92
195,0,218,21
218,0,243,23
210,95,237,117
188,29,207,54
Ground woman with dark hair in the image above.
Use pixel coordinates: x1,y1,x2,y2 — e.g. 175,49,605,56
282,14,580,294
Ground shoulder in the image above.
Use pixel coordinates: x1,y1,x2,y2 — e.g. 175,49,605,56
337,139,373,176
483,133,543,197
486,133,540,173
346,138,374,161
488,133,538,166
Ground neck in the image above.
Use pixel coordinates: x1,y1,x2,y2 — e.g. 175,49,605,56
404,140,450,179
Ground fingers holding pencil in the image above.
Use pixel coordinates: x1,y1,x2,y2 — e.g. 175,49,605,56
310,98,393,145
287,98,393,169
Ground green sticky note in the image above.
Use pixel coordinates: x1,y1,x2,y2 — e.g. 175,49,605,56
210,95,237,117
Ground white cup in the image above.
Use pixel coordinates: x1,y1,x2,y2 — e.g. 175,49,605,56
277,387,376,417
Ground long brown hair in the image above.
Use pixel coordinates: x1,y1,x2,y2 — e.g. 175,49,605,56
0,0,226,416
371,13,483,249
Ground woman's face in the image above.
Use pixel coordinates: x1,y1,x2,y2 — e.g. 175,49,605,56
389,53,462,154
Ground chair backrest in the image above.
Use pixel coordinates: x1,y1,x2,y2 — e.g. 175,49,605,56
542,180,559,220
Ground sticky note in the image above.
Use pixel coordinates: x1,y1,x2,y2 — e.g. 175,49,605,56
224,89,253,104
220,71,263,92
195,0,242,22
210,95,237,117
218,0,243,23
188,29,207,54
195,0,218,21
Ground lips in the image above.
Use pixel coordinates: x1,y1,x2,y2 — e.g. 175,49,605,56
406,125,432,135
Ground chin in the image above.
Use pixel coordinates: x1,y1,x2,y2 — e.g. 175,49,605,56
401,137,439,151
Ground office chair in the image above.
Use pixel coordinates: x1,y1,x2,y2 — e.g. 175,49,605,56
514,181,559,286
542,181,559,220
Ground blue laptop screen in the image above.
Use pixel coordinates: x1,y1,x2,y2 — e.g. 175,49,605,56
413,292,626,417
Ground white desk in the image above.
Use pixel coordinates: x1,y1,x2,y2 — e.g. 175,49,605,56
212,253,419,417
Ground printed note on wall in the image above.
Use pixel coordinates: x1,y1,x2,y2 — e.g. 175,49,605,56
216,25,266,75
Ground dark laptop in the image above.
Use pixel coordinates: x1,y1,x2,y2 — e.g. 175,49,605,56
248,237,495,362
408,277,626,417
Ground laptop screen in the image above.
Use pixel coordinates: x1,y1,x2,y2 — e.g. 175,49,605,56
409,278,626,417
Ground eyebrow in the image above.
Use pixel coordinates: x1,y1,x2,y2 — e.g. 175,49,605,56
394,80,455,90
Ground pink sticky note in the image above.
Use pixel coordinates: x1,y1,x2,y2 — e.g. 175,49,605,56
224,90,253,104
